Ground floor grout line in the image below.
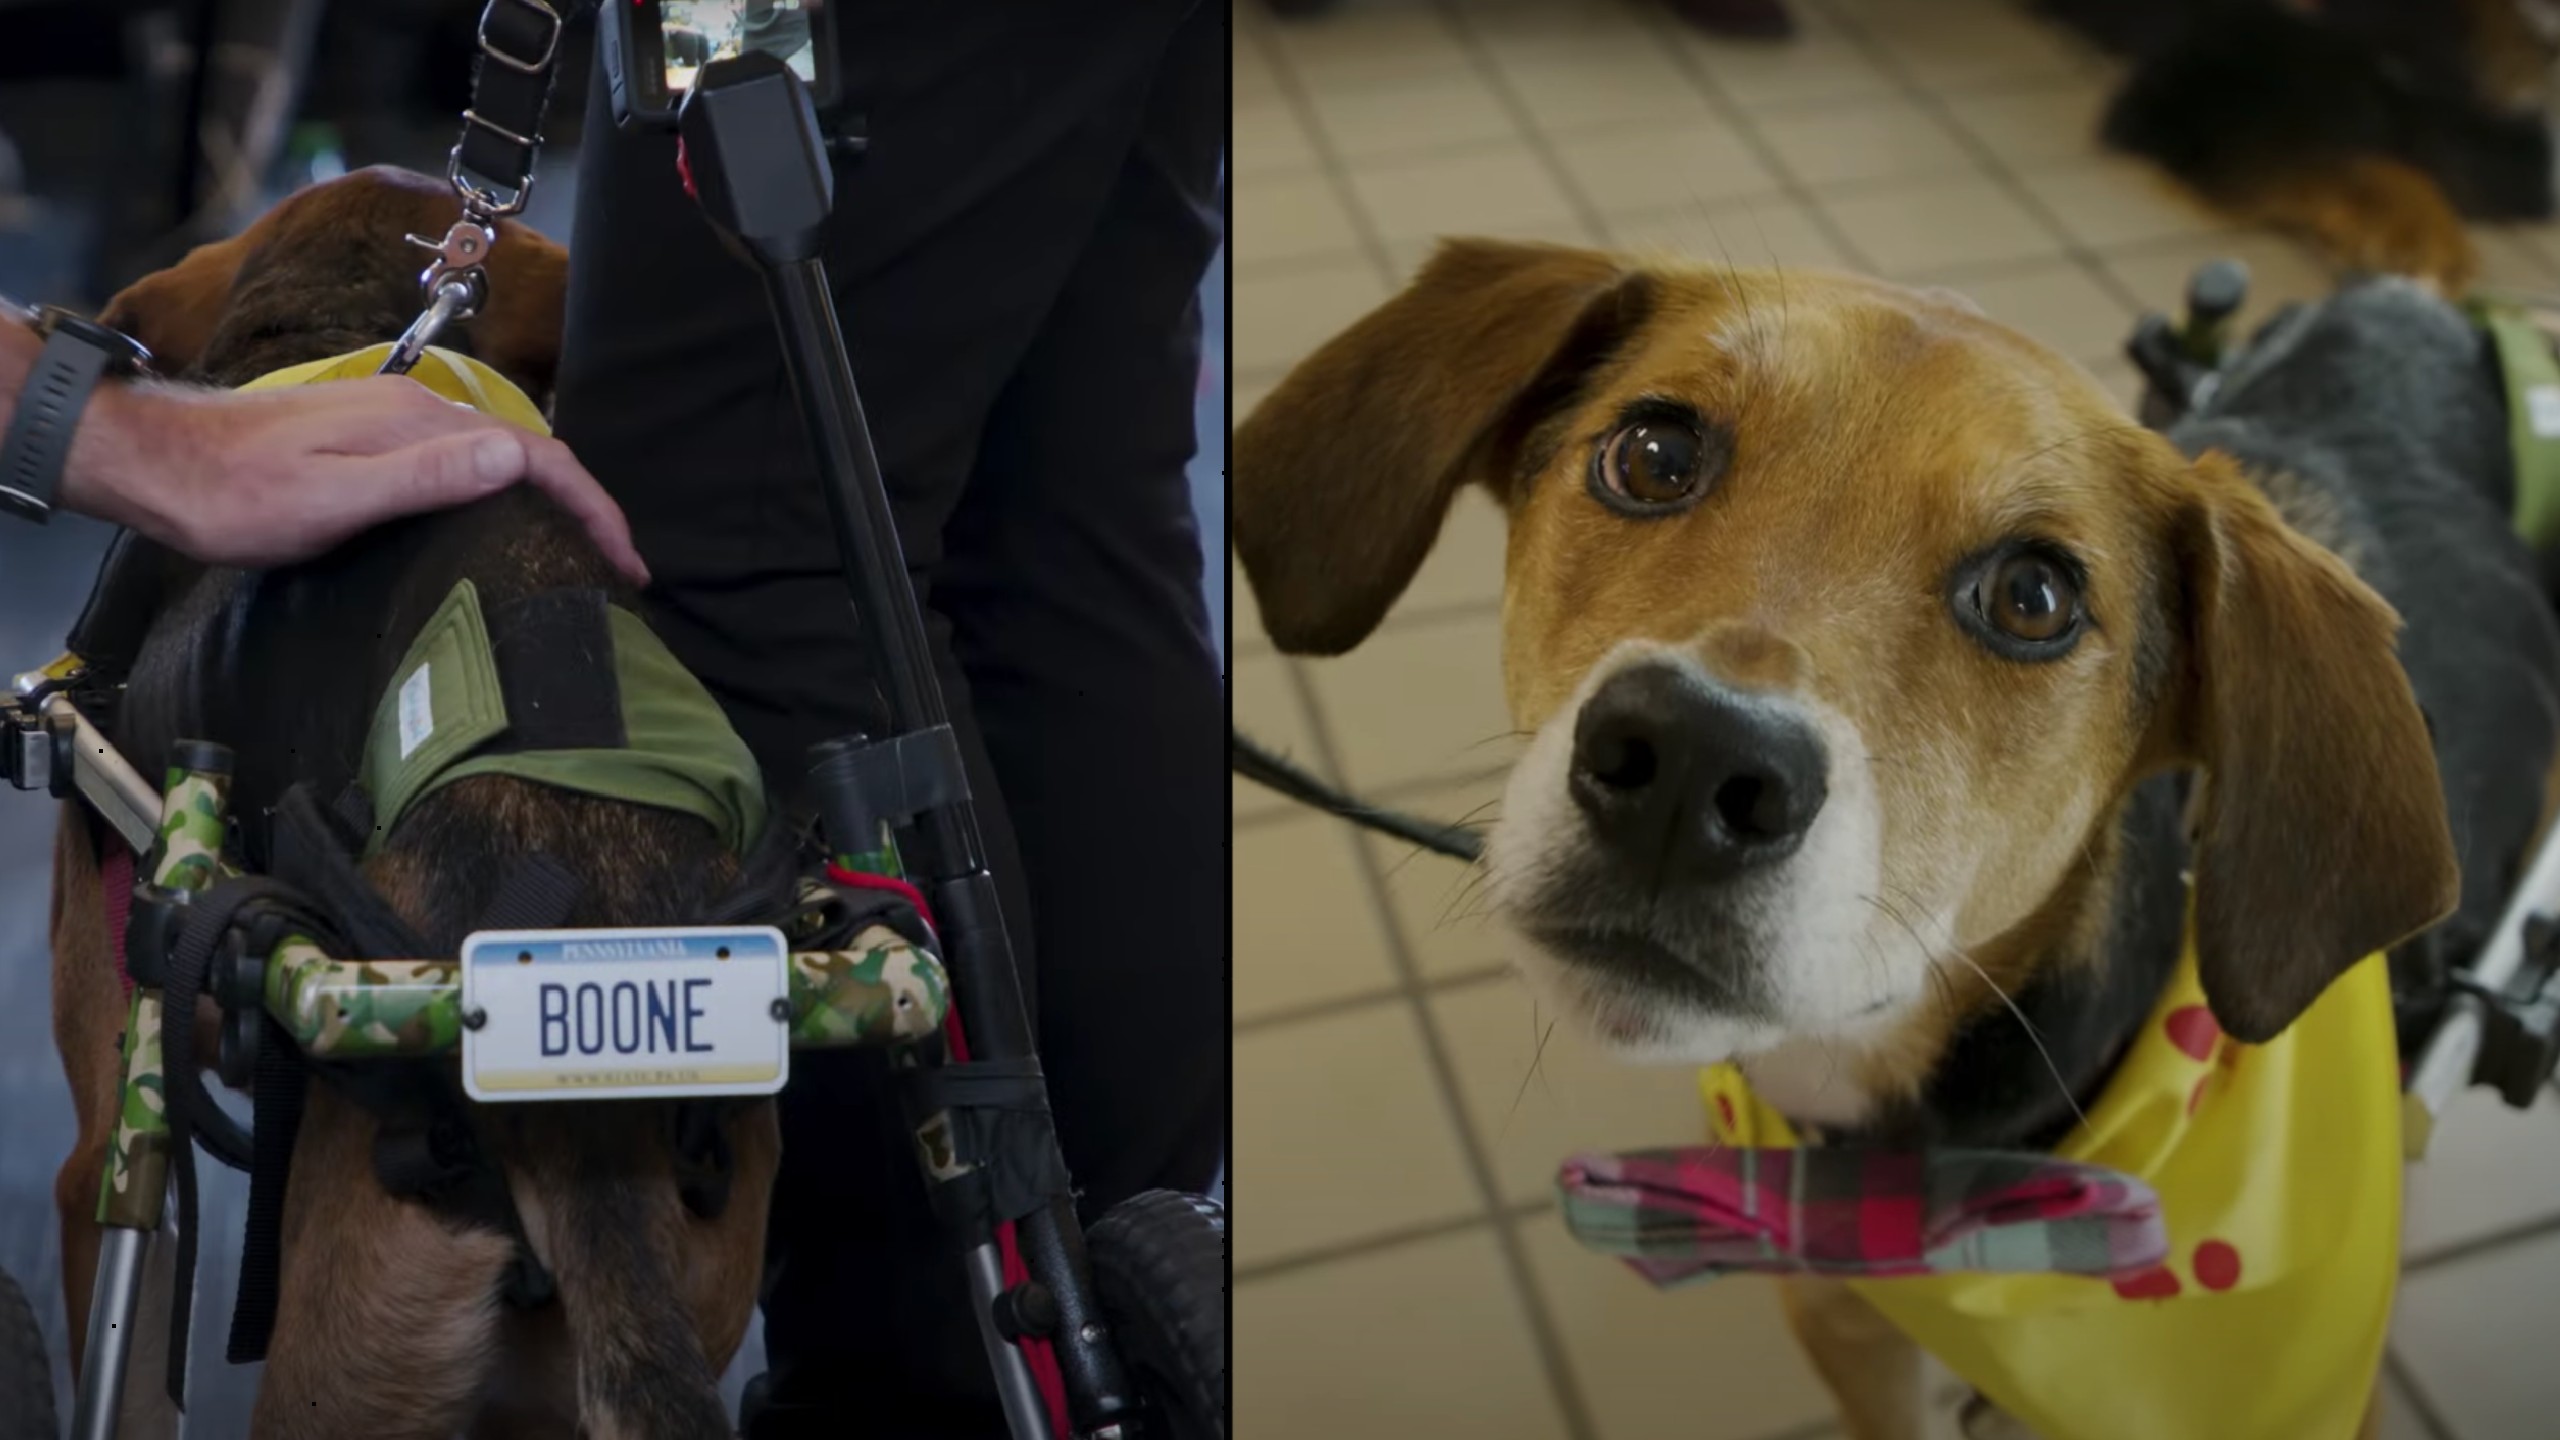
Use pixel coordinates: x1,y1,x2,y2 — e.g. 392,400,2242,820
1234,1195,1566,1287
2402,1208,2560,1276
1795,0,2205,316
2384,1347,2465,1440
1233,1210,1501,1285
1279,652,1606,1440
1611,2,1884,274
1232,959,1517,1038
1429,1,1647,256
1246,16,1404,291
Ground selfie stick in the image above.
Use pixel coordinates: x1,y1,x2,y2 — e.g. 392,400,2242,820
672,51,1144,1440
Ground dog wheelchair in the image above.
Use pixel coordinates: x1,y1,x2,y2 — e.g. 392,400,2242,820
0,7,1226,1439
2087,260,2560,1155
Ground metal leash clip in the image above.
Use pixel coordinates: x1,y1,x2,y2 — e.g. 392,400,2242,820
379,219,495,377
379,0,560,377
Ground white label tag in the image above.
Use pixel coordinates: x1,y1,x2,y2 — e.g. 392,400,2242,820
2528,383,2560,440
460,926,792,1103
397,662,434,759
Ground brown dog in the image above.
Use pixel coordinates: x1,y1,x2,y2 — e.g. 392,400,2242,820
49,166,774,1439
1233,239,2481,1437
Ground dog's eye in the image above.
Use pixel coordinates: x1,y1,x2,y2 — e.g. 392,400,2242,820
1968,551,2081,647
1593,417,1721,511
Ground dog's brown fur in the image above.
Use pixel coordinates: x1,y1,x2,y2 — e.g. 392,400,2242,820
1234,238,2463,1436
49,167,771,1439
2201,153,2480,297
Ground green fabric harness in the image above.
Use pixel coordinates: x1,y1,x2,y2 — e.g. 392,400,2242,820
357,576,768,858
2471,301,2560,551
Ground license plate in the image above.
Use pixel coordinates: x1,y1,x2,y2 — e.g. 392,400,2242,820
460,926,791,1103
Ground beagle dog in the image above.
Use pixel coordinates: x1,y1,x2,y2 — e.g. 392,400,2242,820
50,166,773,1440
1233,239,2560,1438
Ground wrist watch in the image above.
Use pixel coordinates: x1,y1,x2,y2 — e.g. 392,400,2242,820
0,305,152,525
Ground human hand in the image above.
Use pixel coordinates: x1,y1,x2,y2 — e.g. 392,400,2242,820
59,375,650,584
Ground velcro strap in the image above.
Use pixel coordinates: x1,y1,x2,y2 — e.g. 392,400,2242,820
480,589,627,755
906,1058,1072,1229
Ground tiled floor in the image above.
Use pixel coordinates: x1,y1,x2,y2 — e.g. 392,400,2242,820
1230,1,2560,1437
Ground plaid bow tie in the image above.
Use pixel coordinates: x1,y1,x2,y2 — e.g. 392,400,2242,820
1557,1146,2168,1289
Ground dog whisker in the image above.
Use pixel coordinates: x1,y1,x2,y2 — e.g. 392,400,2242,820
1504,1007,1561,1140
1880,882,2093,1137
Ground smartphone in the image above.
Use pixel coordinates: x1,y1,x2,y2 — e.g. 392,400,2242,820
603,0,835,130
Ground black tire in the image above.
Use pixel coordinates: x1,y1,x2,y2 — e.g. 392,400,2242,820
0,1264,57,1440
1088,1190,1226,1440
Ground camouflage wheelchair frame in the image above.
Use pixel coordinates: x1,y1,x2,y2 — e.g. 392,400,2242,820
3,659,954,1439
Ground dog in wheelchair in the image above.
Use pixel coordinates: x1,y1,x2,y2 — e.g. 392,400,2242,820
1235,234,2560,1437
48,165,778,1440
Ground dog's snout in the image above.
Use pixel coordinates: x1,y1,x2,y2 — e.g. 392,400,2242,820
1569,662,1829,878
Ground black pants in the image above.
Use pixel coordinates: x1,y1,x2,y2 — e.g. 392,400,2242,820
548,3,1226,1433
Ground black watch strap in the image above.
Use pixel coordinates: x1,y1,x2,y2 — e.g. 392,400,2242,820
1,311,146,525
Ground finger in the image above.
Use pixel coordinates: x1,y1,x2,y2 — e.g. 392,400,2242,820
514,434,653,587
277,384,649,586
333,427,526,525
270,376,498,455
197,432,526,569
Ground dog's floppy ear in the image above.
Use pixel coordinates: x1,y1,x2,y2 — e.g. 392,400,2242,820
469,216,569,408
98,232,259,377
1233,238,1650,655
2170,451,2459,1042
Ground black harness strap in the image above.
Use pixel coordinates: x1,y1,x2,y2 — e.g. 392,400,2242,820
452,0,572,215
225,783,577,1362
905,1057,1069,1240
227,1008,303,1364
156,871,327,1407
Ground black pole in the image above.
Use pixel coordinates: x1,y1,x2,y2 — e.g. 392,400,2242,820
676,49,1139,1433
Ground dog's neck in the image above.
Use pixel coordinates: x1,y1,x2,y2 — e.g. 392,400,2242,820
190,244,500,394
1771,772,2194,1151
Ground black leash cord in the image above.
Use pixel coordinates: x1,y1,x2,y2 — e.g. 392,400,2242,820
1229,727,1485,862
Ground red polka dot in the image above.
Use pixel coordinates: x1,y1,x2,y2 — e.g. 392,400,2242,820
2193,1240,2241,1292
2188,1076,2211,1115
2165,1006,2221,1061
2112,1266,2182,1301
1715,1094,1737,1132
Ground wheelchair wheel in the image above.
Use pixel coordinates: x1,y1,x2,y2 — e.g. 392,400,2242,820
1088,1190,1226,1440
0,1263,56,1440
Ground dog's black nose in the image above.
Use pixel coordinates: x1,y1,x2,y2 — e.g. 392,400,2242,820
1570,661,1829,879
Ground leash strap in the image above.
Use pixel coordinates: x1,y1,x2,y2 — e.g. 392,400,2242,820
157,871,319,1406
383,0,577,376
1229,726,1486,861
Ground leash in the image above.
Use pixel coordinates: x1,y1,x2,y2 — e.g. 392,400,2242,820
1229,725,1486,862
380,0,574,375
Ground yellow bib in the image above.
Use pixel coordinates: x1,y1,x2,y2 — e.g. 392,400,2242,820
235,343,551,438
1704,947,2401,1440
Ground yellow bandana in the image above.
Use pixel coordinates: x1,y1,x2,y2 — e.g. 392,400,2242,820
235,343,551,437
1703,945,2401,1440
